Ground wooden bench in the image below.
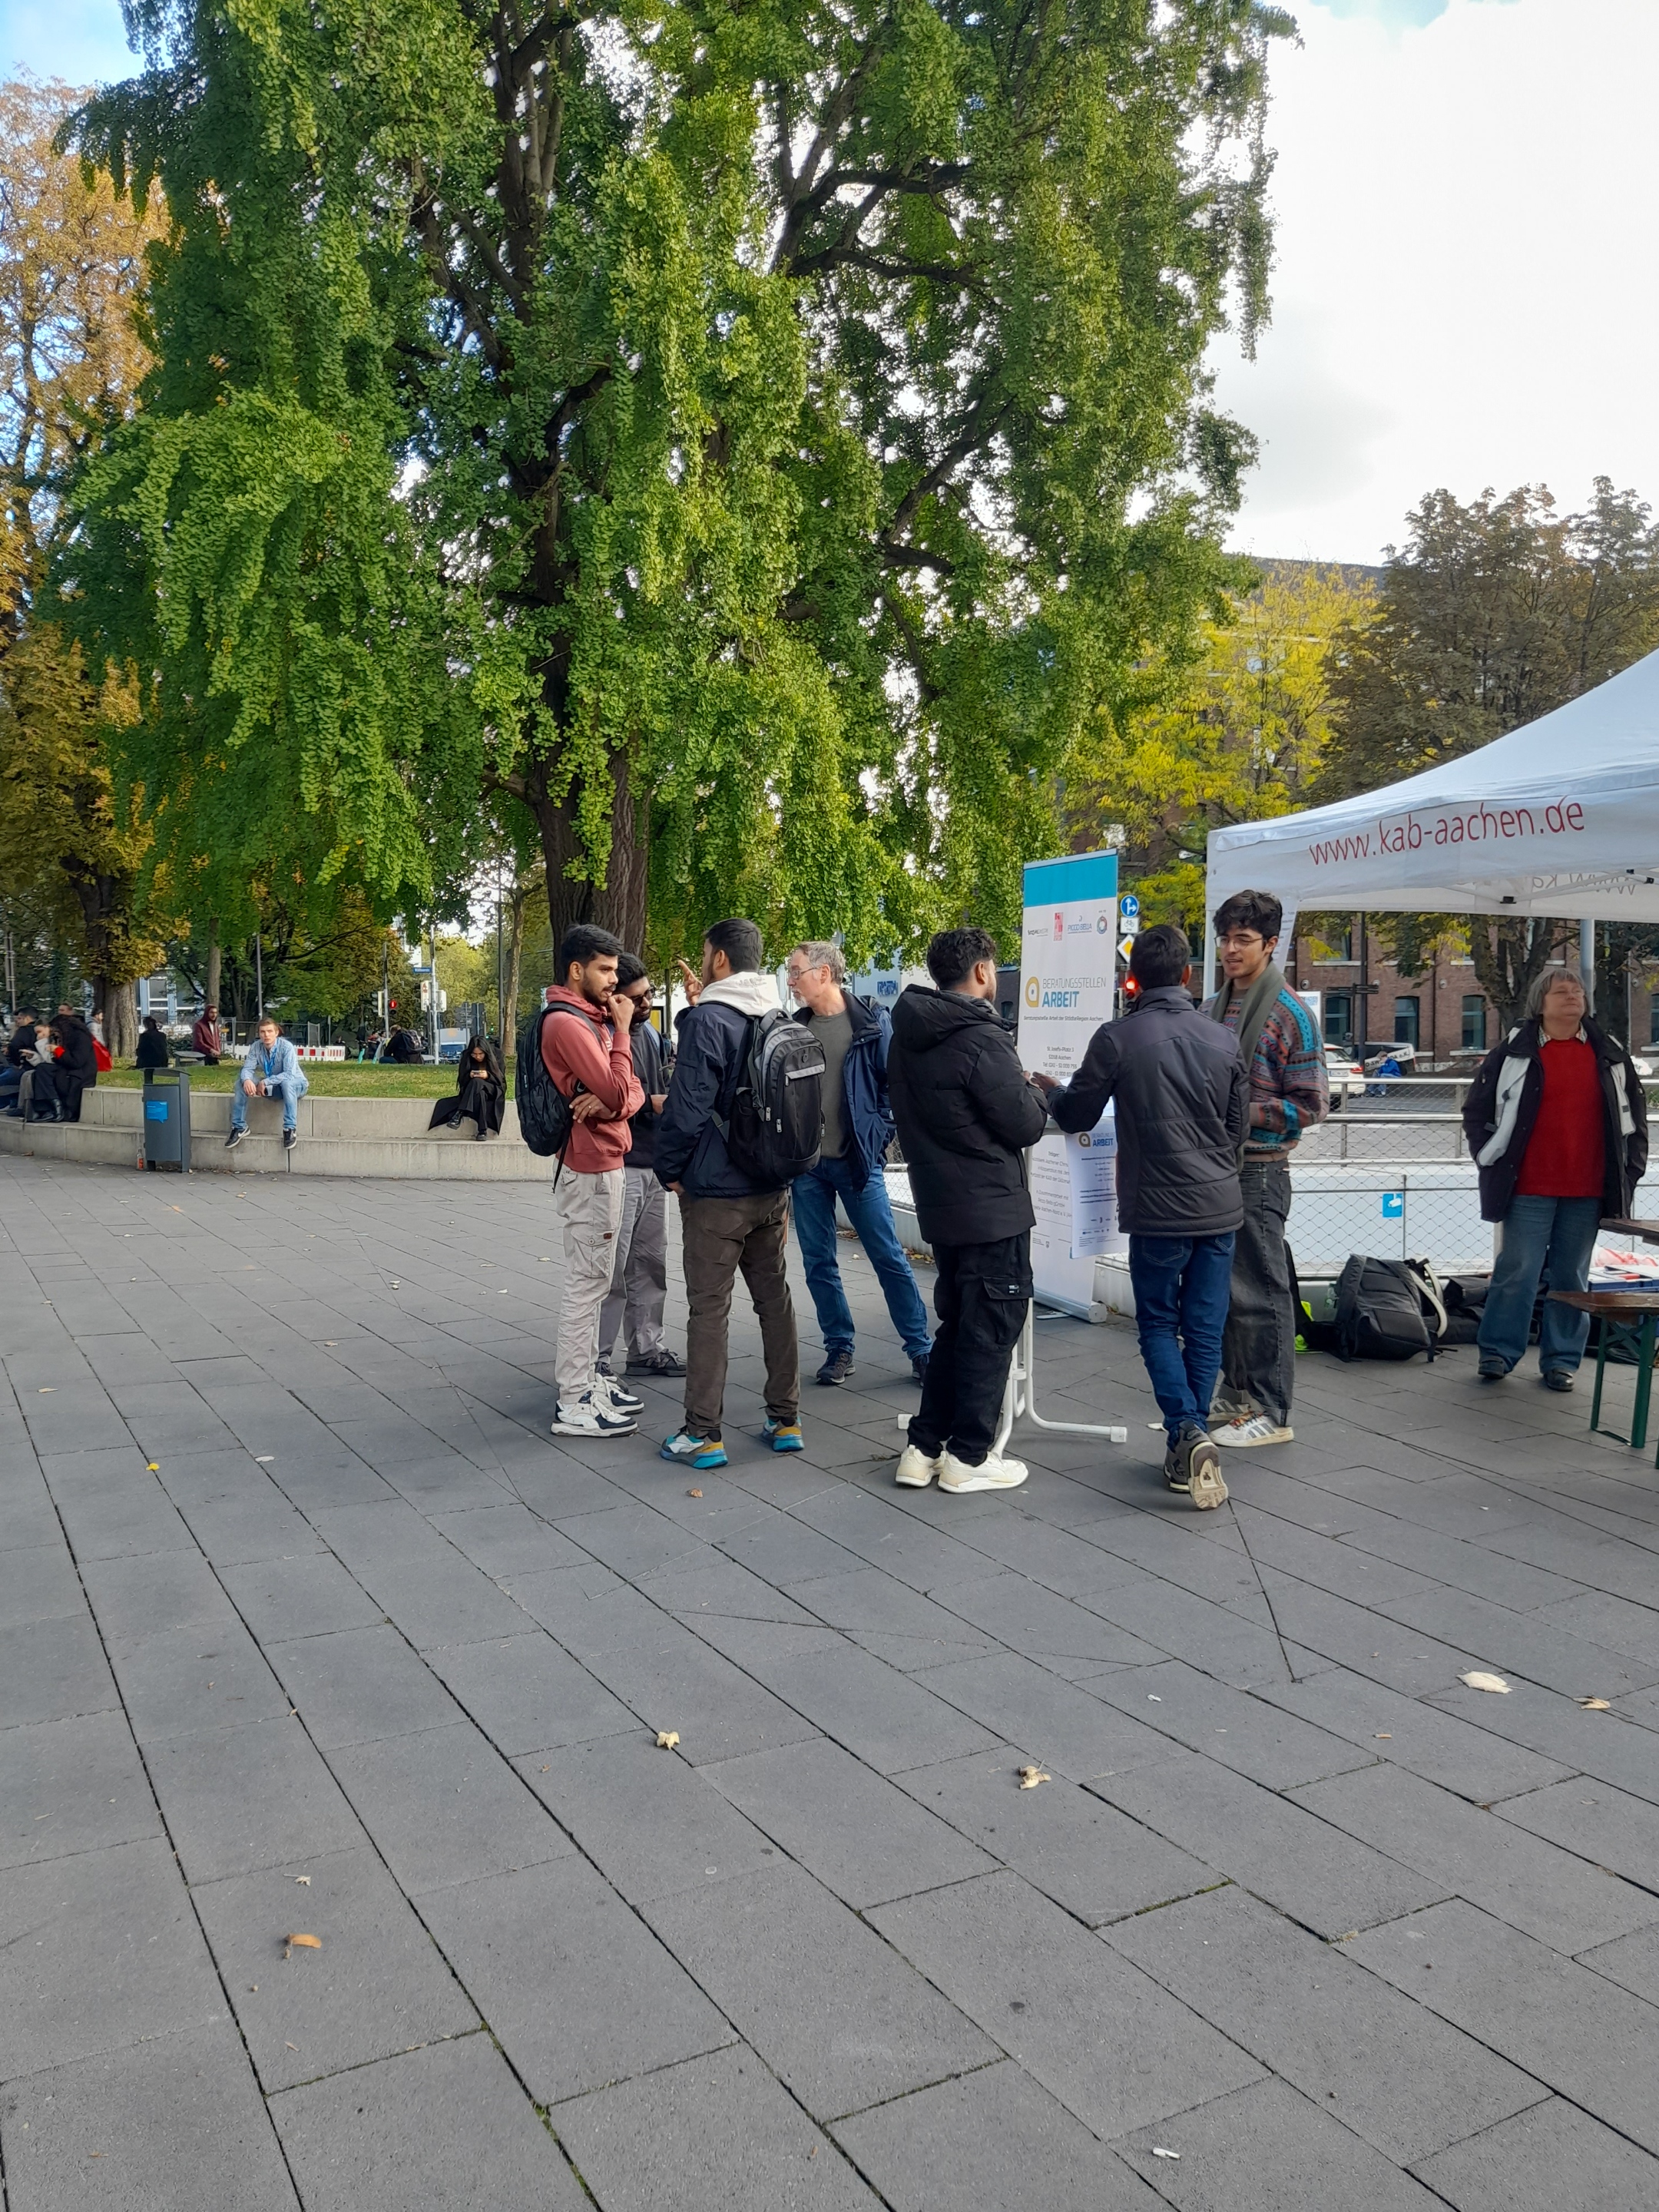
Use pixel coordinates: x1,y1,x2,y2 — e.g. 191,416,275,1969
1547,1289,1659,1454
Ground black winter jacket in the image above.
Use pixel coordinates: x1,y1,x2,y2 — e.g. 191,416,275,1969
654,978,787,1200
1047,985,1249,1237
1461,1015,1648,1224
886,985,1048,1246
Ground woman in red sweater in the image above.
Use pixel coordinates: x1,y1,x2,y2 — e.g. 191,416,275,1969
1462,967,1648,1390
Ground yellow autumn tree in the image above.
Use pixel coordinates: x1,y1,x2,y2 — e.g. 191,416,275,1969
0,76,165,1052
1068,561,1377,926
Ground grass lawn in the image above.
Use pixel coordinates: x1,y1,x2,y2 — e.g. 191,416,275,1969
101,1061,515,1098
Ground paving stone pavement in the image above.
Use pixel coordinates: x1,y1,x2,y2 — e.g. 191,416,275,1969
3,1151,1659,2209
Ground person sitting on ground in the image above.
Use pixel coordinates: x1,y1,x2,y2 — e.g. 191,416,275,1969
382,1025,423,1064
886,926,1050,1495
191,1003,223,1064
1463,964,1647,1391
227,1016,308,1151
137,1015,171,1070
1037,924,1247,1510
652,917,804,1470
427,1033,505,1139
786,940,932,1389
596,953,684,1381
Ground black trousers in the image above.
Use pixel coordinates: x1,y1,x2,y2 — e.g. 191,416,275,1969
909,1232,1031,1465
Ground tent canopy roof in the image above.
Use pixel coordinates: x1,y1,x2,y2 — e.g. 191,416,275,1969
1207,645,1659,924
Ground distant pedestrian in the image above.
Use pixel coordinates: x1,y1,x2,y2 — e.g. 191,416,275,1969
653,918,806,1471
786,941,932,1387
137,1015,170,1070
538,926,646,1438
1464,965,1647,1390
886,926,1048,1495
1038,925,1246,1508
1201,889,1328,1449
191,1003,223,1064
226,1016,307,1151
597,954,684,1381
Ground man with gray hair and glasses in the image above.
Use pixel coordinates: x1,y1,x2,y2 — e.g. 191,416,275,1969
786,942,933,1386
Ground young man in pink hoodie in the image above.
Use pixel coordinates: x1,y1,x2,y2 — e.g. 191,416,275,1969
541,925,646,1437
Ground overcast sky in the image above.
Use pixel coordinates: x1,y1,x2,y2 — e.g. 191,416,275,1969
5,0,1650,567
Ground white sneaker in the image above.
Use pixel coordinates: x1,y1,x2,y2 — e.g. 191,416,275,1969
551,1391,636,1438
937,1449,1028,1494
895,1445,940,1488
593,1370,644,1415
1212,1414,1293,1449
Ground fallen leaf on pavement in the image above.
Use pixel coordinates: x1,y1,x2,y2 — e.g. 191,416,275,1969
687,1488,702,1498
1459,1671,1510,1694
1579,1697,1612,1710
1017,1765,1051,1790
1375,1733,1391,1740
293,1875,311,1885
283,1933,322,1959
1151,2147,1181,2160
656,1730,680,1750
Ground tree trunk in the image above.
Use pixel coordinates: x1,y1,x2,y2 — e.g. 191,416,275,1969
503,880,530,1053
1469,916,1564,1033
100,976,137,1058
530,751,650,955
204,920,220,1010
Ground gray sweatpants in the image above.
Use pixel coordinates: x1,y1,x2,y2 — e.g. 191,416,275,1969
598,1164,669,1363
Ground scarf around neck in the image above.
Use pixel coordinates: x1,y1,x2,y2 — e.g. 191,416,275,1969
1206,958,1285,1075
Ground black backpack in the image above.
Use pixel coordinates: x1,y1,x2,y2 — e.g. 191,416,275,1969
714,1011,826,1187
1333,1254,1446,1363
515,1002,594,1166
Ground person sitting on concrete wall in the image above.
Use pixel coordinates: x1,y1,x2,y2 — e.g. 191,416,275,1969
227,1017,308,1153
137,1016,171,1071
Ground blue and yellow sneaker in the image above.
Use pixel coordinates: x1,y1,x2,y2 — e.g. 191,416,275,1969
762,1417,804,1454
660,1429,727,1470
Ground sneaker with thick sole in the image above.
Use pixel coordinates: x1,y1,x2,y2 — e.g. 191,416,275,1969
551,1391,636,1438
762,1417,804,1453
1212,1414,1293,1449
937,1449,1028,1494
225,1125,247,1149
895,1443,940,1487
1182,1429,1228,1510
594,1371,645,1416
660,1429,728,1469
628,1349,687,1376
282,1127,296,1151
816,1349,856,1386
1542,1369,1575,1392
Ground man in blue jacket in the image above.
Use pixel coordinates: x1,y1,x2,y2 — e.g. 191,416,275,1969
226,1016,309,1152
653,919,803,1471
786,942,932,1386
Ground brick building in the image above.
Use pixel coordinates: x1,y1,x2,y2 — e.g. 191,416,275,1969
1285,923,1500,1068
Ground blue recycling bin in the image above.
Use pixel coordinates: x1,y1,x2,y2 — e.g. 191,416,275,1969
142,1068,192,1171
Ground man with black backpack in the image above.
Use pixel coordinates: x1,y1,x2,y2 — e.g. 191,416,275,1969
653,918,823,1472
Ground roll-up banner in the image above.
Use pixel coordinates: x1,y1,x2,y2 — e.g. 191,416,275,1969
1018,851,1125,1317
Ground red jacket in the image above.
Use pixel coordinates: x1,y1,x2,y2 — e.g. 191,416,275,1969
540,987,644,1174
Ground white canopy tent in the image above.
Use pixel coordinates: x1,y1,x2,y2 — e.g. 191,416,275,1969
1204,646,1659,998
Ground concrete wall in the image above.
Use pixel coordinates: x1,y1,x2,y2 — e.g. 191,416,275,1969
0,1087,551,1181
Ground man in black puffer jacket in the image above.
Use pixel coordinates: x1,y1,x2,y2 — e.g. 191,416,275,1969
1039,925,1247,1508
886,927,1049,1496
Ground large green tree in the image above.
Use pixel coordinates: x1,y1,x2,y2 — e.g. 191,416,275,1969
64,0,1290,964
1316,481,1659,1029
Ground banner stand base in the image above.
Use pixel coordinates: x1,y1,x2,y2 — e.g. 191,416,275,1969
896,1306,1128,1457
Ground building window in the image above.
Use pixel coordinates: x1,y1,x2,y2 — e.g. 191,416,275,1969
1308,926,1353,962
1394,997,1420,1049
1649,992,1659,1048
1461,995,1487,1052
1323,992,1353,1046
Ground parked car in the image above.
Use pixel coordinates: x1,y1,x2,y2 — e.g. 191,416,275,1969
1324,1046,1364,1111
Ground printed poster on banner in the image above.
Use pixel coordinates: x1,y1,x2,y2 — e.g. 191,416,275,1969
1019,851,1124,1316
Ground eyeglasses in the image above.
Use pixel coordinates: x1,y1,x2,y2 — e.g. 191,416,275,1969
1218,932,1264,951
786,965,823,984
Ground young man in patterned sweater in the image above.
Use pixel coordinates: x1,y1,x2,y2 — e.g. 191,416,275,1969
1202,889,1329,1447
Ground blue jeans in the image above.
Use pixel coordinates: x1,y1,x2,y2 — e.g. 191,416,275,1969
231,1075,305,1132
1478,1194,1602,1375
1129,1231,1237,1445
792,1154,932,1360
